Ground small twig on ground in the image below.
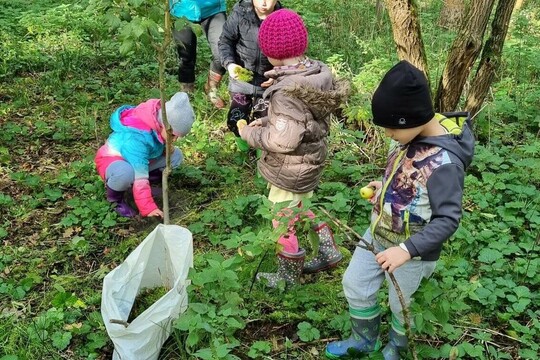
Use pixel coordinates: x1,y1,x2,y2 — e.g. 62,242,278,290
109,319,130,328
318,207,418,360
451,322,525,344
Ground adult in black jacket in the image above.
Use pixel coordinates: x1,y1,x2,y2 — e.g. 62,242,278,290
218,0,282,149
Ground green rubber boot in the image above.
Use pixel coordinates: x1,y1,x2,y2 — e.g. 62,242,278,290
382,327,408,360
325,313,381,359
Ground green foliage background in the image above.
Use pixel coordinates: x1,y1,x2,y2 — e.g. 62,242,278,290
0,0,539,359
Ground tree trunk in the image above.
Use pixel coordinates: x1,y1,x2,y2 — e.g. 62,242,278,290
438,0,465,29
465,0,517,118
434,0,496,112
376,0,385,27
384,0,429,81
159,0,173,224
514,0,524,11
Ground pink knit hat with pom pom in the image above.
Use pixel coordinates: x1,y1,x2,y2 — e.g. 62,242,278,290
258,9,308,60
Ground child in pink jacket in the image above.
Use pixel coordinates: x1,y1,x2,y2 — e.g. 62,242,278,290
95,92,194,218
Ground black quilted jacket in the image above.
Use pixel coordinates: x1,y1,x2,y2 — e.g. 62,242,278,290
218,0,283,88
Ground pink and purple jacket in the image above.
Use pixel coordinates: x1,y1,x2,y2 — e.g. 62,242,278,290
95,99,165,216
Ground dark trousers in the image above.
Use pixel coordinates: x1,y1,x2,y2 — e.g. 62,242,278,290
172,12,226,83
227,92,269,136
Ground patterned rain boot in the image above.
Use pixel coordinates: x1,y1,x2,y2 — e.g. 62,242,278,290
325,310,381,359
303,223,343,274
106,185,137,218
382,327,408,360
256,248,306,288
204,70,225,109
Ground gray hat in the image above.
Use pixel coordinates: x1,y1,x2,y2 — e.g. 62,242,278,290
158,92,195,136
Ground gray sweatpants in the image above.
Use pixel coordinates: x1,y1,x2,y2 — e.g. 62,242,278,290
105,147,183,191
342,229,436,327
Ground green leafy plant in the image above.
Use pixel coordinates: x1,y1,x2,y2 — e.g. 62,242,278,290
233,66,253,82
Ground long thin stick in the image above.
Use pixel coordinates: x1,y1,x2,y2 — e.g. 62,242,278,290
158,0,173,224
319,207,418,360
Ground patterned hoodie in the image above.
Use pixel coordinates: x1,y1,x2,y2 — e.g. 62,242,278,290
371,112,475,261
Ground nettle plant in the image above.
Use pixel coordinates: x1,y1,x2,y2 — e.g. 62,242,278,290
88,0,166,54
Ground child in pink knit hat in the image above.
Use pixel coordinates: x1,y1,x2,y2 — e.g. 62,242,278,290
238,9,349,288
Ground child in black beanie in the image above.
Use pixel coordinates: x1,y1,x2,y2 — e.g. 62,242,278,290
325,60,475,360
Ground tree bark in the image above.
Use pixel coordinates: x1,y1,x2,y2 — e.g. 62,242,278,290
434,0,496,112
438,0,465,29
376,0,385,27
466,0,518,118
384,0,429,80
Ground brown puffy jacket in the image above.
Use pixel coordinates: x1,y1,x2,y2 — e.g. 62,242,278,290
241,60,349,193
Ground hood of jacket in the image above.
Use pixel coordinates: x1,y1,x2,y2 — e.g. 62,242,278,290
413,112,475,170
242,60,350,193
263,60,350,120
110,99,161,131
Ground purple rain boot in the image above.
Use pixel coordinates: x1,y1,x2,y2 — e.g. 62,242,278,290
106,185,137,218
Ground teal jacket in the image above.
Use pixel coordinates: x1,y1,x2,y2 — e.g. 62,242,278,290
170,0,226,22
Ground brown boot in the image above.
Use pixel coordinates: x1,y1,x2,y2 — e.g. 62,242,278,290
204,70,225,109
180,82,195,93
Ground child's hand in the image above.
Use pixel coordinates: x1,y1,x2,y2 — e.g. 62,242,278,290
367,180,382,204
227,63,242,80
147,209,164,218
261,78,274,88
248,119,265,127
375,246,411,273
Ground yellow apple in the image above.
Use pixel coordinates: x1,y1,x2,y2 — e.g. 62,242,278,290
237,119,247,131
359,186,375,199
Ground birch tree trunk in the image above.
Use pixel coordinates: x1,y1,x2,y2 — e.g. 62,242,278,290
438,0,465,29
384,0,429,79
434,0,496,112
466,0,517,118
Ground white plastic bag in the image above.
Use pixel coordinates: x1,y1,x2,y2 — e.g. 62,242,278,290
101,224,193,360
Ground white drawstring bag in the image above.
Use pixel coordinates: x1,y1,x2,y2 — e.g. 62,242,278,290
101,224,193,360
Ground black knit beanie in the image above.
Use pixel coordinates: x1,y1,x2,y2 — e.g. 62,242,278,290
371,60,434,129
